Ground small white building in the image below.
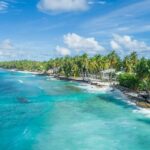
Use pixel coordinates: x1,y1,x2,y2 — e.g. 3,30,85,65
100,69,116,81
47,67,59,75
47,69,54,75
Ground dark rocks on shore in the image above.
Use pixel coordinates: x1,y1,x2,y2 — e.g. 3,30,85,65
56,76,88,83
136,101,150,108
115,85,150,108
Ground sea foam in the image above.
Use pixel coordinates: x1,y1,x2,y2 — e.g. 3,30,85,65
133,108,150,118
77,83,112,93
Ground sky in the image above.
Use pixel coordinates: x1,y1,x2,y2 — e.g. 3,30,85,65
0,0,150,61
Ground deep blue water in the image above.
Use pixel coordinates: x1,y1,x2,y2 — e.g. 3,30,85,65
0,69,150,150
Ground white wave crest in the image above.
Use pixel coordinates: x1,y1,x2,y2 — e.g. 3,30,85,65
18,80,24,83
77,83,112,93
47,77,57,81
133,108,150,118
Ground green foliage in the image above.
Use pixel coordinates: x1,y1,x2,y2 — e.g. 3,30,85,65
139,80,150,91
0,51,149,92
0,60,47,72
118,73,139,90
106,51,122,71
123,52,138,73
136,57,150,80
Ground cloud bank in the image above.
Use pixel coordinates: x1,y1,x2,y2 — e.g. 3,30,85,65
56,33,105,56
111,34,150,51
64,33,105,53
0,39,14,50
110,34,150,56
37,0,88,13
56,46,71,56
56,33,150,57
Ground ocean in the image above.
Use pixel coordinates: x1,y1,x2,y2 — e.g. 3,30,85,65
0,69,150,150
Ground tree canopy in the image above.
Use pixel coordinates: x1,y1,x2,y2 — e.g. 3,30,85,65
0,51,149,91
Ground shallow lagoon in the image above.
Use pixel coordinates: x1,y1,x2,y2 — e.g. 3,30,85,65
0,69,150,150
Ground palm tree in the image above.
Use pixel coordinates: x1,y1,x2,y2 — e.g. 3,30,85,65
123,52,138,73
136,57,149,80
88,58,97,78
77,53,89,79
123,56,132,73
107,51,121,70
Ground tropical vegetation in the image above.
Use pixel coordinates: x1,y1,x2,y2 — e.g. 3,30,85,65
0,51,150,91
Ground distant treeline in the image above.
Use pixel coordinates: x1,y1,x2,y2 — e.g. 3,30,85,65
0,51,150,91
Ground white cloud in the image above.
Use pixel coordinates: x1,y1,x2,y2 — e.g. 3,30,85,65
110,34,150,55
63,33,105,54
98,1,106,5
88,0,106,5
37,0,88,13
110,40,121,50
56,46,71,56
0,1,8,11
0,39,14,50
0,39,15,58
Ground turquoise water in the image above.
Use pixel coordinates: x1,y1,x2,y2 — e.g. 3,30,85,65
0,69,150,150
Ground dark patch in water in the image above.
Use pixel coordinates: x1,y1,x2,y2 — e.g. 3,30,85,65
97,94,134,109
65,85,81,92
17,97,29,104
137,118,150,125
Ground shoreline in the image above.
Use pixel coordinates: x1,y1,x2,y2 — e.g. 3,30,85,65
49,75,150,109
0,68,45,75
1,68,150,109
58,76,150,109
55,76,89,83
11,69,45,75
115,85,150,108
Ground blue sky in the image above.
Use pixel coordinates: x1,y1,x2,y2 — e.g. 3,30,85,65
0,0,150,61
